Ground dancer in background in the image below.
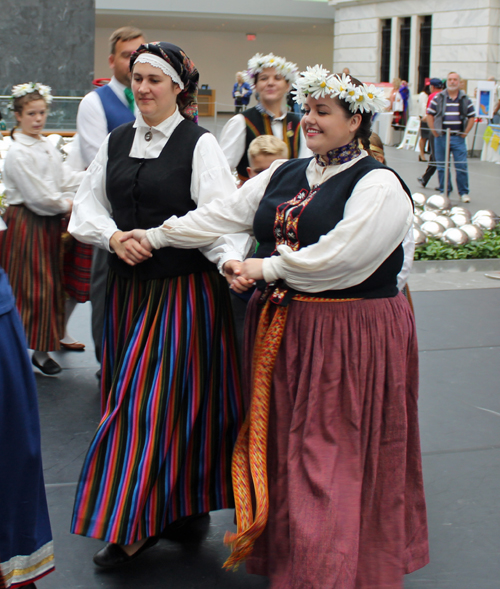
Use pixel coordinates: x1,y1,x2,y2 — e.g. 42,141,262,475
219,52,311,183
0,83,84,375
122,68,429,588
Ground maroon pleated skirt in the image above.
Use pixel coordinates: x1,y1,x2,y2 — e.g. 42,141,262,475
242,291,429,589
0,205,64,351
62,230,92,304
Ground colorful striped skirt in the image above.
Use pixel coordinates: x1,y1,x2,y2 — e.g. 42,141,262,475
71,269,244,544
0,290,54,587
0,205,64,351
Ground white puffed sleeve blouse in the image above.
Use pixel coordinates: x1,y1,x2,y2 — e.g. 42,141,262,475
145,152,414,292
4,131,85,216
69,108,254,272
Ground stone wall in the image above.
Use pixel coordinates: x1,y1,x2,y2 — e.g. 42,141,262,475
0,0,95,96
332,0,500,93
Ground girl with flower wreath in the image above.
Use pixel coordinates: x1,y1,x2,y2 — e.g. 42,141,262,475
123,68,429,588
219,52,311,183
0,83,85,375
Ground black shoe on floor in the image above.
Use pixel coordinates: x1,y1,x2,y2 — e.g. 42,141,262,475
32,355,62,375
417,177,426,188
93,537,159,568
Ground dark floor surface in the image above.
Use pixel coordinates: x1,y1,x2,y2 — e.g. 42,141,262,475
31,284,500,589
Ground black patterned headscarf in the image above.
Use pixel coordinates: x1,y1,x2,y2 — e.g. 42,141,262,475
130,42,200,123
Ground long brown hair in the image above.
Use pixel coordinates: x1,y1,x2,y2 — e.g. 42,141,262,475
368,132,386,165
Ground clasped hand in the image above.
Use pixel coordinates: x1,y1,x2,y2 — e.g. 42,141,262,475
110,230,264,293
109,229,153,266
223,259,264,293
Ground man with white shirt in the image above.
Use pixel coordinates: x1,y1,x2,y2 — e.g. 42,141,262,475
77,26,144,363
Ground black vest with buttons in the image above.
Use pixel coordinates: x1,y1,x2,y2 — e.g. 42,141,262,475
106,120,216,280
236,106,302,180
253,156,413,299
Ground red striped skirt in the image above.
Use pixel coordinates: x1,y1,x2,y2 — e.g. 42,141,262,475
71,269,244,544
0,205,64,351
243,292,429,589
62,227,92,303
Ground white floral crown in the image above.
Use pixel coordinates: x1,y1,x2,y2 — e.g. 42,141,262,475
292,66,388,114
9,82,53,110
244,53,298,87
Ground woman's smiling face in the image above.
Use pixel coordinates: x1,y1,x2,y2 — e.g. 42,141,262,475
301,95,361,156
255,67,289,105
132,61,181,127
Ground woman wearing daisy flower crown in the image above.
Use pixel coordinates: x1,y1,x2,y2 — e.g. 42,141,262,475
120,66,429,587
219,52,311,183
0,83,85,376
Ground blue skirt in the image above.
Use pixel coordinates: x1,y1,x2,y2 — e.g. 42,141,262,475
0,304,54,587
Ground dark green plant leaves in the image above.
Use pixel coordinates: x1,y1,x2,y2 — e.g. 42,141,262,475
414,227,500,260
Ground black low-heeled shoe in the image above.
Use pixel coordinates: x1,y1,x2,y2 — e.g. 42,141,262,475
93,537,159,568
32,355,62,375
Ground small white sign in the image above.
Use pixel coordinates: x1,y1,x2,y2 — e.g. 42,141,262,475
475,81,496,119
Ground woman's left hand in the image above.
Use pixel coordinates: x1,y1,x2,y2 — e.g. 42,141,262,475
240,258,264,281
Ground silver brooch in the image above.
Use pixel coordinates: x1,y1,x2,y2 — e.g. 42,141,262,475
145,130,152,141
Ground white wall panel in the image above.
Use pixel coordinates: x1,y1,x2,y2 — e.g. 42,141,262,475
95,27,333,110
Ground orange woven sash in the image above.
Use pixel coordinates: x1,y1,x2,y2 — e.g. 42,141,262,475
223,294,360,570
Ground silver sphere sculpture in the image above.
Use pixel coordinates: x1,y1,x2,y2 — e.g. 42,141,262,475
450,213,470,227
461,223,484,241
421,220,446,238
474,216,497,231
472,210,498,223
450,206,472,221
413,226,427,246
435,215,455,230
425,194,452,212
412,193,426,208
441,227,469,246
420,210,438,223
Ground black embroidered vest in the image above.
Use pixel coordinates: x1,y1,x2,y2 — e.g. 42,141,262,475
236,106,302,180
106,120,216,280
253,156,413,299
